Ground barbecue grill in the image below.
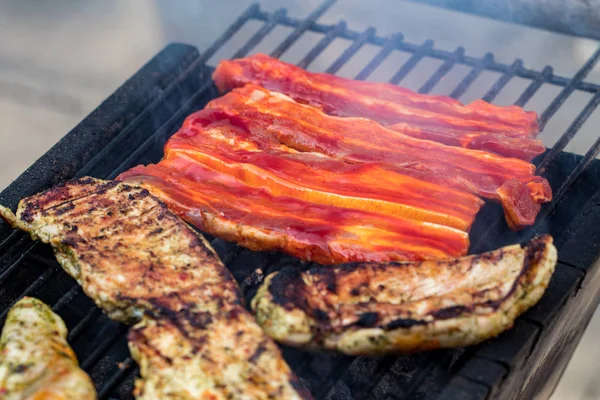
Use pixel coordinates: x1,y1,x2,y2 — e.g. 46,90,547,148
1,1,599,399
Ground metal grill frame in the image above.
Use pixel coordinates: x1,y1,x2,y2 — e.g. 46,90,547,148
2,1,600,399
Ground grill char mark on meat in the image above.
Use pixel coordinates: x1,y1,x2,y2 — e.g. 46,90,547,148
0,177,311,400
251,235,556,355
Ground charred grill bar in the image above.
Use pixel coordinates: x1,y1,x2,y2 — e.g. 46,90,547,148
1,1,600,399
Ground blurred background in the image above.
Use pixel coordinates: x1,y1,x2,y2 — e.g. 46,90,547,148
0,1,599,398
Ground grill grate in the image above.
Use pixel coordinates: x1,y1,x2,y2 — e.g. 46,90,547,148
2,1,600,399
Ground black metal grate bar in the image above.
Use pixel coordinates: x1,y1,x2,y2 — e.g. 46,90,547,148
540,134,600,221
325,27,376,74
199,3,260,64
253,13,600,94
514,66,553,107
269,0,336,58
232,8,288,59
107,4,345,181
97,358,136,399
0,242,38,285
0,266,56,321
80,325,128,370
0,234,32,264
74,3,257,182
311,357,355,399
343,355,397,398
52,284,82,312
469,46,600,250
355,33,404,81
537,91,600,173
68,307,103,342
482,59,523,102
539,47,600,128
297,21,347,69
396,354,441,400
389,40,434,84
418,47,465,94
0,231,25,255
106,80,215,180
449,53,493,99
26,251,60,267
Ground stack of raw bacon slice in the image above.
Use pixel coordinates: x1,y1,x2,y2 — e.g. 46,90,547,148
119,54,552,264
213,54,545,161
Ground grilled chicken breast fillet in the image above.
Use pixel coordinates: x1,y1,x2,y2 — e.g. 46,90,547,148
251,235,556,355
130,310,307,399
0,297,96,400
0,177,309,400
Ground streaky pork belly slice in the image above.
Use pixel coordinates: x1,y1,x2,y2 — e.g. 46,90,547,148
165,108,483,231
387,122,546,162
119,154,470,264
212,53,543,160
205,85,552,231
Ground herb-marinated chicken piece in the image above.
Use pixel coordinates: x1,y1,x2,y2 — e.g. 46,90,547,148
0,297,96,400
251,235,556,355
0,178,310,400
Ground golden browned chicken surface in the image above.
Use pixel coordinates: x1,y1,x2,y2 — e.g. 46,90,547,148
0,177,310,400
130,309,307,399
251,235,556,355
0,177,237,325
0,297,96,400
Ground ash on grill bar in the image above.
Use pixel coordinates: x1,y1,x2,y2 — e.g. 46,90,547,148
1,1,600,399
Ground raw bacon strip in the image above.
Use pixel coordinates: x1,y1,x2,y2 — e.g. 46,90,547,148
166,108,483,231
118,154,471,264
212,54,543,160
387,122,546,162
205,85,552,231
